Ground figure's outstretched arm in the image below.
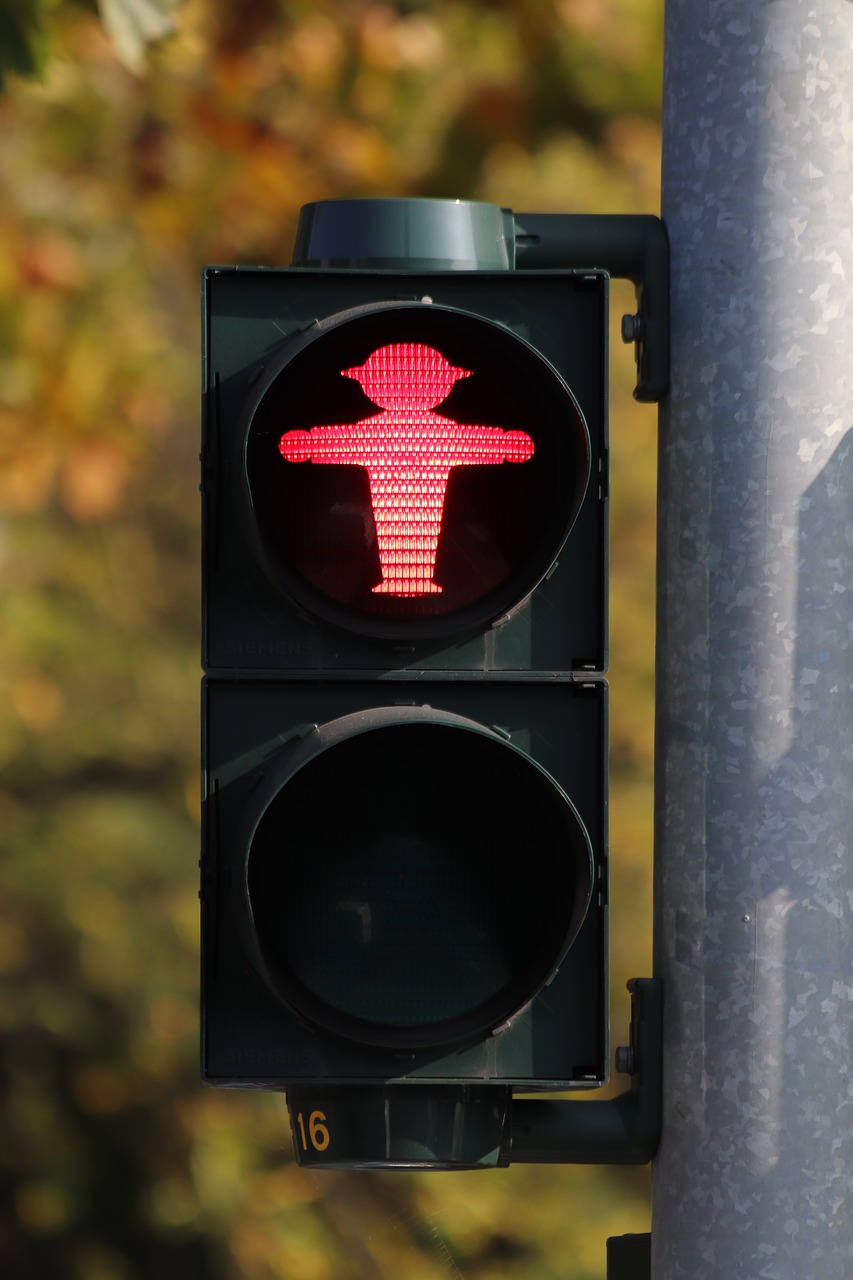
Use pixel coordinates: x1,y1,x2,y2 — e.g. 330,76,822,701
439,422,534,466
279,419,382,466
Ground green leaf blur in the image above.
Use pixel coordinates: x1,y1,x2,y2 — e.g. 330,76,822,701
0,1,661,1276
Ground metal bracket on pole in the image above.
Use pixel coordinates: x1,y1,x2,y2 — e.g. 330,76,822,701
512,213,669,403
606,1232,652,1280
509,978,662,1165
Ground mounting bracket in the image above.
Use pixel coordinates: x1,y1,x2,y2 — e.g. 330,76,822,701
510,978,663,1165
512,213,669,403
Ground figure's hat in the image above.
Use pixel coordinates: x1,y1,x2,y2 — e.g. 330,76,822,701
342,343,472,411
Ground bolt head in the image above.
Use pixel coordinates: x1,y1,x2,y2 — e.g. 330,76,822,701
615,1045,636,1075
621,313,640,344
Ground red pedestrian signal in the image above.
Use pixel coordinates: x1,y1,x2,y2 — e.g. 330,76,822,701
240,301,591,642
278,341,535,600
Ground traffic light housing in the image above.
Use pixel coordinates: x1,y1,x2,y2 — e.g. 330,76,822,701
203,268,607,672
201,216,614,1163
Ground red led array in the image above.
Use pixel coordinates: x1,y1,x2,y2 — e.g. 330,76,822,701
280,343,534,597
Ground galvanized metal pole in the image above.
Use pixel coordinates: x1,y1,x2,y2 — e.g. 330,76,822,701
654,2,853,1276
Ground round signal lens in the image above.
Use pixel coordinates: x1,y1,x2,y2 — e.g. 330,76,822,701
243,710,594,1050
242,304,589,641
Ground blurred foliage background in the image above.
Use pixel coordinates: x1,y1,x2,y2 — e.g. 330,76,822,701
0,1,661,1276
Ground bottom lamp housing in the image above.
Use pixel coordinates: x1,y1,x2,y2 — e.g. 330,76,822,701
201,675,608,1091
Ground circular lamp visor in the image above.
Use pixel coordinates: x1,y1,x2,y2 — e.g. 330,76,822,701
244,713,594,1051
242,304,590,642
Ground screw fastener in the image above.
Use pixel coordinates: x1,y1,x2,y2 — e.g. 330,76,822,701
621,313,641,344
615,1045,636,1075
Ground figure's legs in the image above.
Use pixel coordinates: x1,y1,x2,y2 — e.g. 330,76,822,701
367,469,450,596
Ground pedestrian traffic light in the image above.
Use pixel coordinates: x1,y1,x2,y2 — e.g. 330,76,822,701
201,201,612,1168
203,268,606,669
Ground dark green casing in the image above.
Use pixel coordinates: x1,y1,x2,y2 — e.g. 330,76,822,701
200,264,609,1094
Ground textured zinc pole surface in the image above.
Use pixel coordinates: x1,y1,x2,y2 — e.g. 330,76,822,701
654,3,853,1277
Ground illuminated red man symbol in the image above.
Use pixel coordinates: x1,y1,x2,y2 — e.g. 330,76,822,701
279,343,534,597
